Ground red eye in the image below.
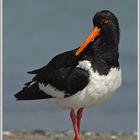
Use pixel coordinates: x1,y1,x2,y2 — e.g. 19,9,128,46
103,19,109,24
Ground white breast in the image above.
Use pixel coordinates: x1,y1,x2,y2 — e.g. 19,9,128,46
47,60,122,109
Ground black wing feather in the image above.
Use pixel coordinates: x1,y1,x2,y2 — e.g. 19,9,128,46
28,49,89,97
15,82,52,100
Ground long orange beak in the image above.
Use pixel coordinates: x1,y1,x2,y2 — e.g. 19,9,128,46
75,26,101,56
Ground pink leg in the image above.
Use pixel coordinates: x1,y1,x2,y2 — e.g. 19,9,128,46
70,109,81,140
77,108,84,132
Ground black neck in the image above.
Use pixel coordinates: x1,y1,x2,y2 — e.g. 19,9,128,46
78,33,120,75
101,27,120,47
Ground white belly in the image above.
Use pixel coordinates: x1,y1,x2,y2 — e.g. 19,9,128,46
48,61,122,109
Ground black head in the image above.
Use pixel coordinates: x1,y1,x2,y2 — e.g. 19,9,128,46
93,10,120,44
75,10,120,56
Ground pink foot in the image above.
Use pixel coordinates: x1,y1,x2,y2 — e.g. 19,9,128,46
74,135,81,140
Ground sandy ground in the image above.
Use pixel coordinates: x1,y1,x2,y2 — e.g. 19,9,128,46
3,130,137,140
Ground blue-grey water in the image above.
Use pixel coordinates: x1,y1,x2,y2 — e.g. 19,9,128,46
3,0,137,132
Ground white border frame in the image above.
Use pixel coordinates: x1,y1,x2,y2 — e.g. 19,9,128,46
138,0,140,139
0,0,3,139
0,0,139,139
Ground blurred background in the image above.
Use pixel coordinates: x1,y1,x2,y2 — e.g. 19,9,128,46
3,0,137,132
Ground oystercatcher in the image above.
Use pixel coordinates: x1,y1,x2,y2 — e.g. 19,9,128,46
15,10,122,140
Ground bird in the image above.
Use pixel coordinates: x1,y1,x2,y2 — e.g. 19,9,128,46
15,10,122,140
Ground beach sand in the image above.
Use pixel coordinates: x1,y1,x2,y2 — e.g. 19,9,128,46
3,130,137,140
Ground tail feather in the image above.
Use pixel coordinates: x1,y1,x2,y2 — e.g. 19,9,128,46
27,65,47,74
15,82,52,100
27,70,40,74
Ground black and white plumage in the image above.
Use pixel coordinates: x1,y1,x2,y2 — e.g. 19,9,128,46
15,10,122,140
15,45,121,106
